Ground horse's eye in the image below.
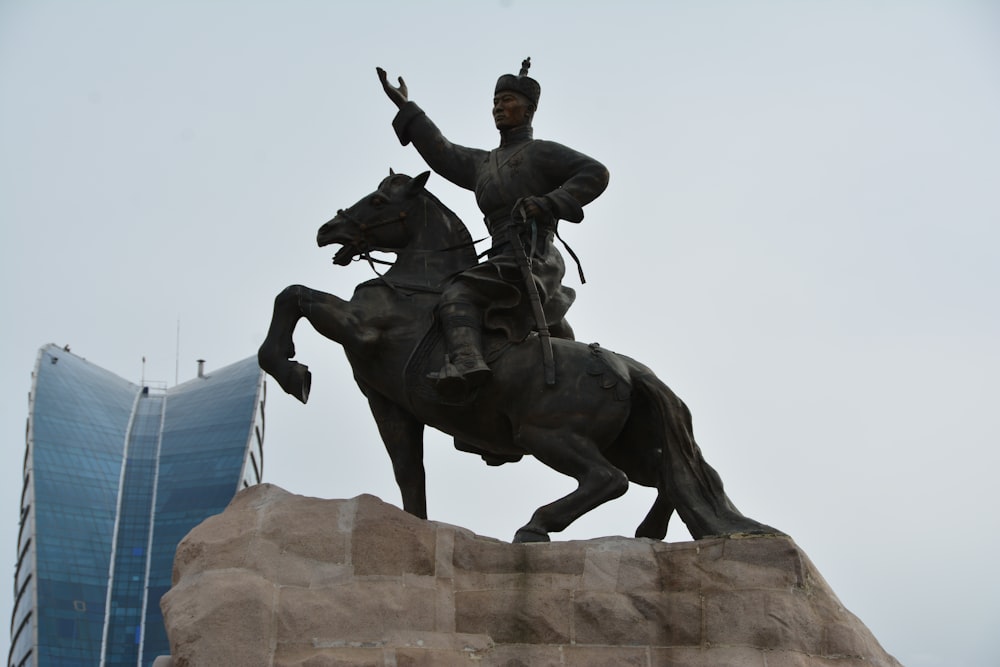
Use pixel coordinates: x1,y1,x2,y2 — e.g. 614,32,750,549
371,197,385,208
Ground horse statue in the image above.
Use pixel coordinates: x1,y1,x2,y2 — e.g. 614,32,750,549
258,171,778,543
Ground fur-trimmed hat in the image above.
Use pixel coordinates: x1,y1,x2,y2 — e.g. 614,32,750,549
494,57,541,108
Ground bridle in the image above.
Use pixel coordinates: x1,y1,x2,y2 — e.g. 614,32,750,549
331,194,487,292
333,200,413,258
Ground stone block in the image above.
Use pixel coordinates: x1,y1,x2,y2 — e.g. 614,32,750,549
434,525,457,578
560,645,650,666
170,501,257,584
454,569,582,593
274,646,385,667
477,643,565,666
608,540,661,591
352,494,437,576
714,535,806,590
393,647,485,667
704,588,822,652
433,579,457,633
579,543,623,591
651,646,765,666
276,580,436,643
579,538,659,592
573,589,702,646
762,651,879,667
819,619,888,662
655,538,726,592
255,490,351,568
455,588,572,644
160,569,276,666
452,531,587,575
655,536,806,594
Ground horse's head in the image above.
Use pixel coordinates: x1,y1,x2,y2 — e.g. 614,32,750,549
318,170,431,265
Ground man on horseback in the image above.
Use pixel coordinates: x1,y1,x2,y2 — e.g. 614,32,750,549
258,63,778,542
377,59,609,395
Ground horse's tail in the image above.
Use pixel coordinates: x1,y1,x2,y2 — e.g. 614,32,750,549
626,358,781,540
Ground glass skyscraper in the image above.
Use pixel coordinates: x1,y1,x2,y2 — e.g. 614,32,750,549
10,345,265,667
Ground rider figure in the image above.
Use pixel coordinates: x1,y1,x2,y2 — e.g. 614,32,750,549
377,59,609,394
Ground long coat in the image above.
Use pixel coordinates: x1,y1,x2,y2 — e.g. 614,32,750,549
392,101,609,342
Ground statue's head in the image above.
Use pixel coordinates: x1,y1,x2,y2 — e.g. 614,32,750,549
493,57,540,131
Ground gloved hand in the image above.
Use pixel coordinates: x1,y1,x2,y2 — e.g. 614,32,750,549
512,196,555,226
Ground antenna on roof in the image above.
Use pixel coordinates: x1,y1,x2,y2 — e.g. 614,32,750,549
141,356,146,387
175,318,181,386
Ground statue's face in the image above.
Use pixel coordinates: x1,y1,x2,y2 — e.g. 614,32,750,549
493,90,532,130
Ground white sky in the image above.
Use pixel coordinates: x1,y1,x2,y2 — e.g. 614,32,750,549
2,2,998,665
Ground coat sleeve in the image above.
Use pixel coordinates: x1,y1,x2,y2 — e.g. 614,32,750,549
392,102,486,192
534,141,610,223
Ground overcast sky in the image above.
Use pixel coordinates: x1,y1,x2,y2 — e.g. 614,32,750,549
2,2,998,665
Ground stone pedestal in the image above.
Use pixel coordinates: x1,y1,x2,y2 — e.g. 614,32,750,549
159,484,900,666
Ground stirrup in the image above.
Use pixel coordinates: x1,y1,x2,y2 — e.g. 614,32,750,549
453,356,491,388
429,355,491,395
428,358,462,391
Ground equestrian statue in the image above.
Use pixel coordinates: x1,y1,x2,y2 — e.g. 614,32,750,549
258,60,778,543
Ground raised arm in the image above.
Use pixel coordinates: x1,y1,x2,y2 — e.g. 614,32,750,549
376,67,485,192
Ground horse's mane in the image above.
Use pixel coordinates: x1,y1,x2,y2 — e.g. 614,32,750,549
417,188,476,249
380,172,476,250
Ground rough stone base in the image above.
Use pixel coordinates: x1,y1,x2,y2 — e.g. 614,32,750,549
159,484,901,666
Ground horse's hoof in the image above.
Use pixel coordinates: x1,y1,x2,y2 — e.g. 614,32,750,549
513,527,550,543
634,523,668,541
277,362,312,404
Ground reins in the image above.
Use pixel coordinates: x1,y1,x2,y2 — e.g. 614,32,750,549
335,194,586,291
336,196,487,294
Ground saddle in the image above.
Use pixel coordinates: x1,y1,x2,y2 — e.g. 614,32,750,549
403,320,632,406
403,316,632,465
403,318,512,408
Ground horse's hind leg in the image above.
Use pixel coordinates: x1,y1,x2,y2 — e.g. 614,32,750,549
635,485,674,540
258,285,312,403
513,425,629,543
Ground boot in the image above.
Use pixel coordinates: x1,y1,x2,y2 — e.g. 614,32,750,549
433,303,492,394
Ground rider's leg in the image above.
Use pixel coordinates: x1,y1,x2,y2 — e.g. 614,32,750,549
436,300,491,390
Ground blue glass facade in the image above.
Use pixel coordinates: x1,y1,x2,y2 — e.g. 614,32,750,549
10,345,264,667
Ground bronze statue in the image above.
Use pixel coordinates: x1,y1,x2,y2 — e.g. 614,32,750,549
258,166,777,540
376,59,608,396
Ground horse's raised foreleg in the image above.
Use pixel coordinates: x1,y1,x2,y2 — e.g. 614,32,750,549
361,385,428,519
512,424,629,543
259,285,313,403
259,284,366,404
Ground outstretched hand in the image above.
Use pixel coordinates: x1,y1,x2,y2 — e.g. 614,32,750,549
376,67,408,109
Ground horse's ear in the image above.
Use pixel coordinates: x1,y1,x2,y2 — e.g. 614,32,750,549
406,170,431,196
389,167,396,176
